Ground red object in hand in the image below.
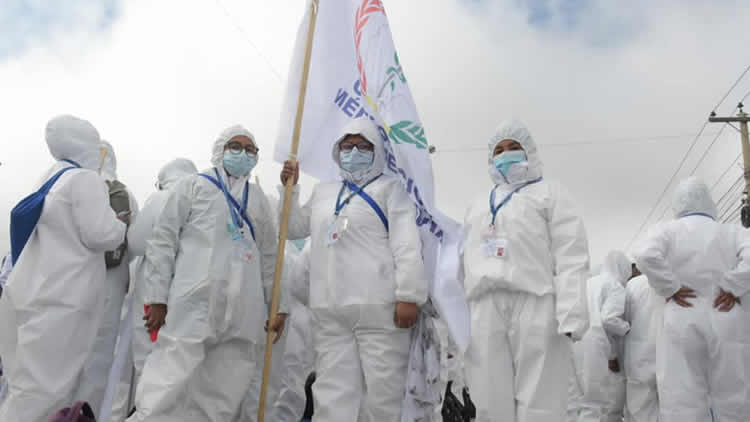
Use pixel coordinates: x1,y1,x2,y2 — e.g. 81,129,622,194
144,305,159,342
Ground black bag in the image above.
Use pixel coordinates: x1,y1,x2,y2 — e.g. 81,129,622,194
442,381,476,422
105,180,131,269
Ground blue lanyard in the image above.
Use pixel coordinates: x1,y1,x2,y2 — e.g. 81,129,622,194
334,175,389,231
199,168,255,241
681,212,715,221
489,177,543,226
62,159,81,168
335,175,382,216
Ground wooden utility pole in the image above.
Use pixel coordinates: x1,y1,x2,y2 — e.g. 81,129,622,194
709,102,750,227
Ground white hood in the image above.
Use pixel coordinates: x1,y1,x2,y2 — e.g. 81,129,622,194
330,118,386,184
671,176,718,219
99,140,117,181
601,250,632,286
45,114,102,170
158,158,198,191
487,119,544,187
211,124,257,171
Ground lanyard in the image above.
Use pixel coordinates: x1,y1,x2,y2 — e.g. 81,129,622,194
335,174,382,216
62,159,81,168
199,168,255,241
489,177,543,226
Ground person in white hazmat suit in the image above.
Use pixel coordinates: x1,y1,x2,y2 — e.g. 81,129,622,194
633,176,750,422
109,158,198,421
126,125,287,422
77,140,140,417
461,119,590,422
624,269,661,422
280,117,427,422
0,115,127,421
578,251,631,422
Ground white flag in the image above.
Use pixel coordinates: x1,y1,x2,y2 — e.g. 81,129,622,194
275,0,470,352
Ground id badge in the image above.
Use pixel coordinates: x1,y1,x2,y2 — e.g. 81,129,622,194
230,225,253,262
481,225,508,259
327,215,348,246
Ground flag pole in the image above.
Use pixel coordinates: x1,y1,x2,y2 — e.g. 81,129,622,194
258,1,319,421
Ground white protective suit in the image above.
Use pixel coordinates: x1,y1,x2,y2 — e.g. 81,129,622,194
624,274,661,422
578,251,631,422
109,158,198,422
0,115,126,421
127,126,286,422
77,140,140,418
462,119,590,422
634,177,750,422
284,117,428,422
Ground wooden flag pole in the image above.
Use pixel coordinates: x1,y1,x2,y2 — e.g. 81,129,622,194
258,1,319,421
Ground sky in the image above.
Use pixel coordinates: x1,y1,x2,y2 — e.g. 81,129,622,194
2,0,750,268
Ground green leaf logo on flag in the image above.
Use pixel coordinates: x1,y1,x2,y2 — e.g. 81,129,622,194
388,120,428,150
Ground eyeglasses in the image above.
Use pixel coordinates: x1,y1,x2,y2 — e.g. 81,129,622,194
339,141,374,152
225,141,258,155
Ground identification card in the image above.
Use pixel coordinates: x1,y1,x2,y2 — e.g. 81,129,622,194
482,238,508,258
327,216,348,246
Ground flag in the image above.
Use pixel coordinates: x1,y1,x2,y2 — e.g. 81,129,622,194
274,0,470,352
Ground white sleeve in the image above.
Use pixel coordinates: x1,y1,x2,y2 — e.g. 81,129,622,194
127,194,162,258
291,245,311,306
634,224,681,298
71,171,127,252
547,184,590,340
257,191,287,314
720,226,750,298
278,184,313,240
387,183,428,305
142,178,194,305
601,280,630,343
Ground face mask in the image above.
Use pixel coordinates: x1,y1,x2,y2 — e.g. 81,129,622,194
291,238,306,251
493,150,527,178
223,150,257,177
339,147,374,173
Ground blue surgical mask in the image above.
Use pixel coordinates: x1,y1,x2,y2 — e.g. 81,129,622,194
223,150,257,177
339,147,374,173
493,150,527,177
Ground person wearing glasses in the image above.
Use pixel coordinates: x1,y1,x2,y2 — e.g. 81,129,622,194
127,125,287,422
280,117,427,421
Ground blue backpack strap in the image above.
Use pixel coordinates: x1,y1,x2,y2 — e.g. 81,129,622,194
10,164,79,265
199,172,256,241
344,181,389,232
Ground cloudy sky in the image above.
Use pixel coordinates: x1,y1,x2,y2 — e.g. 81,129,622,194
2,0,750,267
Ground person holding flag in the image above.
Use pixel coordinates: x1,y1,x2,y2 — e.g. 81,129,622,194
461,119,590,422
280,117,428,421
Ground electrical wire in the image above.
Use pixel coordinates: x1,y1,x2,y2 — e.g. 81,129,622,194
713,63,750,113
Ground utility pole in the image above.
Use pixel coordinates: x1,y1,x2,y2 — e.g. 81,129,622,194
709,102,750,227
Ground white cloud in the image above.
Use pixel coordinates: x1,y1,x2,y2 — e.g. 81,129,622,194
1,0,749,267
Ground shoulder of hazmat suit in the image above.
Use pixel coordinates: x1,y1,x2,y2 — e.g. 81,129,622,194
0,115,126,422
130,125,283,422
127,158,198,258
283,117,427,308
462,119,590,339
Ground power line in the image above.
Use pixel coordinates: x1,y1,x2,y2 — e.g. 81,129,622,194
710,153,742,192
433,131,720,154
713,63,750,112
688,124,729,175
626,121,710,249
213,0,284,82
715,174,744,210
